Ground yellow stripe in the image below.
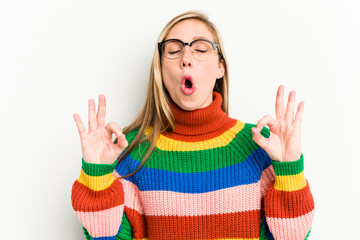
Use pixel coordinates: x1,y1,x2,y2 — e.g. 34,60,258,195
78,169,116,191
274,171,307,191
144,120,245,151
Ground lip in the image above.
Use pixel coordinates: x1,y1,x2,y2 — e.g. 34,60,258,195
181,75,196,95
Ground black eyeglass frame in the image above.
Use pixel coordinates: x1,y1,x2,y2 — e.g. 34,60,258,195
158,38,223,60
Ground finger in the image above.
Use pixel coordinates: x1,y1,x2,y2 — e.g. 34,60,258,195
73,113,88,140
88,99,97,132
284,90,296,123
105,122,128,152
104,121,120,138
294,101,304,126
256,115,275,131
252,127,269,151
115,133,129,151
97,94,106,128
275,85,285,120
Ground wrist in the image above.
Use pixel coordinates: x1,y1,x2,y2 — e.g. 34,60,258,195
272,154,307,191
77,158,118,191
81,158,118,176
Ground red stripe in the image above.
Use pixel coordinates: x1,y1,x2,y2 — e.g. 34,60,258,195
264,180,315,218
162,118,237,142
71,180,124,212
140,210,261,239
124,207,147,239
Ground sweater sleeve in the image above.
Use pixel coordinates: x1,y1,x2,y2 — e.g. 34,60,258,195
71,159,133,239
71,128,149,239
260,153,315,240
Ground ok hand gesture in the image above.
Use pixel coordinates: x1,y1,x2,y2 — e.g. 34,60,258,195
251,85,304,162
73,94,128,164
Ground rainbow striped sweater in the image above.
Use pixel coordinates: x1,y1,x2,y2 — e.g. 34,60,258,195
71,92,314,240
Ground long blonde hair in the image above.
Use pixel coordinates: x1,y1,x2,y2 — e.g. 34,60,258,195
116,10,230,178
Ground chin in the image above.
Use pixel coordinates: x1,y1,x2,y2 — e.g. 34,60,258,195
175,97,199,111
178,102,197,111
183,99,210,111
171,91,208,111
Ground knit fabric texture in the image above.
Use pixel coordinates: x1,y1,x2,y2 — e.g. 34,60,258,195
71,91,315,240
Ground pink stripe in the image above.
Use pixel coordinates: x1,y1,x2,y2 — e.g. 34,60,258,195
266,210,314,240
75,205,124,238
113,171,145,215
260,165,275,198
140,182,262,216
121,178,145,214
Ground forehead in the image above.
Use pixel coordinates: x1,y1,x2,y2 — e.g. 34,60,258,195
165,19,215,42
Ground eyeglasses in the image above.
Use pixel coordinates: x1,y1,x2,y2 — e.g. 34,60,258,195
158,38,222,60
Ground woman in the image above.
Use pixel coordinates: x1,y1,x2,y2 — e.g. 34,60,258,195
71,10,314,240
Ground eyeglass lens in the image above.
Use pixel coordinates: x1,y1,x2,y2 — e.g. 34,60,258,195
162,40,214,60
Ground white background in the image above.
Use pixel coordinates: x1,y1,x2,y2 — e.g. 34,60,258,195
1,0,359,239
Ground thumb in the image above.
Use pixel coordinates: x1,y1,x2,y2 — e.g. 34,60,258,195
251,127,268,150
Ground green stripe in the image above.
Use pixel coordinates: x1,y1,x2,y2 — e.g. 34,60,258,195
259,219,271,240
125,123,268,173
116,213,133,240
82,226,93,240
125,127,151,160
81,158,118,177
304,227,312,239
272,153,304,176
82,214,132,240
256,123,271,139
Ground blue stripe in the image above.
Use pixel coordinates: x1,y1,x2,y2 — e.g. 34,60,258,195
93,236,116,240
116,147,272,193
262,216,275,240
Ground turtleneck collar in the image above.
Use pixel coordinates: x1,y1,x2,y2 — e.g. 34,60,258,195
167,91,232,136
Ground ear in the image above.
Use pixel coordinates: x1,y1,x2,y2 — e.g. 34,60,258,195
216,59,225,79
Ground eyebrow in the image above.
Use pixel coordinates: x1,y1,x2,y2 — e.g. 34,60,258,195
192,35,208,40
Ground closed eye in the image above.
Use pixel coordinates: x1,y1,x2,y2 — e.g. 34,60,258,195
168,50,181,54
195,49,208,53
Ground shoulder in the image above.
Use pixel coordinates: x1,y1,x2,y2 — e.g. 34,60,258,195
230,118,270,140
228,119,272,168
115,126,150,180
123,126,142,144
120,126,152,155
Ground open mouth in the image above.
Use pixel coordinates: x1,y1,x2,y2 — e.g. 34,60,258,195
181,75,196,95
185,79,193,88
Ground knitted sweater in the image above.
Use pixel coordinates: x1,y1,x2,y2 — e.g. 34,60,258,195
71,91,315,240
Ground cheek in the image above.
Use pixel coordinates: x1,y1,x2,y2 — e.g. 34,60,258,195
200,61,220,79
161,61,176,91
162,59,178,77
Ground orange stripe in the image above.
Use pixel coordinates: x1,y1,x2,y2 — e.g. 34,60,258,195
71,180,124,212
124,207,147,239
162,118,238,142
264,180,314,218
142,210,261,239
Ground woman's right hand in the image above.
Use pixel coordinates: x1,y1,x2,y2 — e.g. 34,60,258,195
73,94,128,164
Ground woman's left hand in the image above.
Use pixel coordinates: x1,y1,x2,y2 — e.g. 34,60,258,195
251,85,304,162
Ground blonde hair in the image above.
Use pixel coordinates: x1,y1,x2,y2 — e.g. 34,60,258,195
116,10,229,178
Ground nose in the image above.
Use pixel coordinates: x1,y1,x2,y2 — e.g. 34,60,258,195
180,45,193,68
